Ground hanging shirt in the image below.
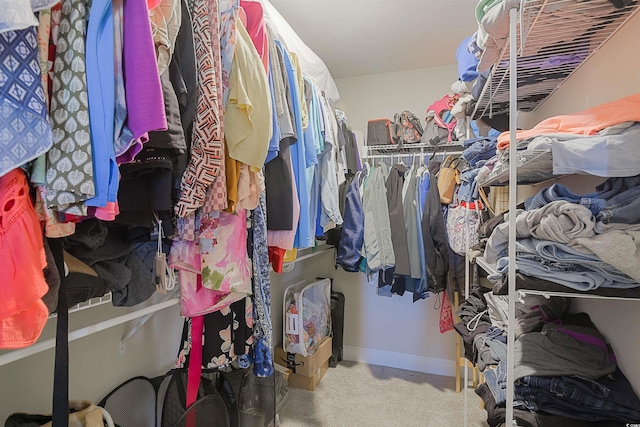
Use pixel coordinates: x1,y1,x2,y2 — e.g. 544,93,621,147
120,0,168,160
0,27,53,178
317,89,343,231
225,19,272,170
175,0,222,217
220,0,239,107
276,39,312,249
85,0,118,207
44,0,94,215
386,164,411,276
149,0,181,76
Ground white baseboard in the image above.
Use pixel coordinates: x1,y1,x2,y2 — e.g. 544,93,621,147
342,346,456,377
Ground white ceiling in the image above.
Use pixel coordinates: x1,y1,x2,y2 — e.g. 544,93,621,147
268,0,480,79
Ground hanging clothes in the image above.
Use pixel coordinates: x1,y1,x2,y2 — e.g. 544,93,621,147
85,0,118,209
119,0,167,163
174,0,223,217
176,298,254,370
0,169,49,349
386,163,411,276
225,19,272,170
0,26,53,179
336,170,366,272
403,166,422,280
361,164,393,272
275,39,312,249
44,0,95,215
249,194,274,377
422,162,449,293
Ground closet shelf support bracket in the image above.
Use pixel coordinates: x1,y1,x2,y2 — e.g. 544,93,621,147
119,290,180,354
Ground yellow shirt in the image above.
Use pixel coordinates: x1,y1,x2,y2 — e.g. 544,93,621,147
225,19,272,170
289,51,308,130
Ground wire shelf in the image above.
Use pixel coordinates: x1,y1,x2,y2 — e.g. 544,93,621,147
473,0,640,118
362,142,465,159
517,288,640,302
48,292,114,319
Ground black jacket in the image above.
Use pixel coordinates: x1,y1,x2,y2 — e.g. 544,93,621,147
422,163,450,293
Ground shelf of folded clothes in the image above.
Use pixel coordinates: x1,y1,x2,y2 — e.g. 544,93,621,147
472,0,640,120
477,149,554,187
492,271,640,300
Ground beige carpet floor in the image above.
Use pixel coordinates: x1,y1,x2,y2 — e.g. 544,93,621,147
279,361,489,427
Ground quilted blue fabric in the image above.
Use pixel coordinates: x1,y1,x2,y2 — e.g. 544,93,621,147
0,27,52,177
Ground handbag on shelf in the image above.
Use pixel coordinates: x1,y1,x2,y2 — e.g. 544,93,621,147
393,110,423,146
366,118,396,146
437,156,461,205
446,200,484,256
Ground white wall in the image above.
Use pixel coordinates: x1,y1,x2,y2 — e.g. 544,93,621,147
332,65,461,376
336,65,458,138
520,11,640,393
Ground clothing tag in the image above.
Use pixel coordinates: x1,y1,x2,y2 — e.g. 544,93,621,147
150,223,161,241
155,252,168,294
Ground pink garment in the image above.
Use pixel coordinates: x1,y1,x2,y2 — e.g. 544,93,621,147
0,170,49,349
123,0,167,146
239,0,268,73
169,239,246,317
497,92,640,149
200,210,252,294
94,201,120,221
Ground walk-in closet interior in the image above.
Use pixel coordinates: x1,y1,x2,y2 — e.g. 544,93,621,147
1,0,640,425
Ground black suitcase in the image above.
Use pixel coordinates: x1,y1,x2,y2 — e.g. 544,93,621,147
329,290,345,368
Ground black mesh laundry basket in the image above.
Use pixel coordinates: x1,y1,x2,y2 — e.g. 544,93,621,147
171,395,230,427
237,373,277,427
99,377,157,427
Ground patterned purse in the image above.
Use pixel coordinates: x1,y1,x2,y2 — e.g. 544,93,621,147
446,200,483,256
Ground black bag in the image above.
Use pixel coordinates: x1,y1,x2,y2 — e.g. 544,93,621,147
366,118,396,146
329,290,345,368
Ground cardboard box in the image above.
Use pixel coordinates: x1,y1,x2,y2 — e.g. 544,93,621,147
286,359,329,391
276,336,332,378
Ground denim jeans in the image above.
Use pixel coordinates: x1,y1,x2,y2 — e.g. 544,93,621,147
489,252,639,291
519,238,638,287
457,168,480,202
483,360,508,406
515,371,640,423
462,137,498,168
526,175,640,224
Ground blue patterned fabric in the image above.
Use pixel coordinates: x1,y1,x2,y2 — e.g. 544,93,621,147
251,192,274,377
0,27,52,178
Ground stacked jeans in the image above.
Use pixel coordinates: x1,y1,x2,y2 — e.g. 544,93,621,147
526,174,640,225
514,368,640,423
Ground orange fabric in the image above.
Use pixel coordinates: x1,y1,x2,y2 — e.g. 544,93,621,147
497,93,640,150
224,144,241,213
0,169,49,349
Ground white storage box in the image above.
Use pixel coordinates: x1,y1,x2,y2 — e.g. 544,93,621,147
283,278,332,356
